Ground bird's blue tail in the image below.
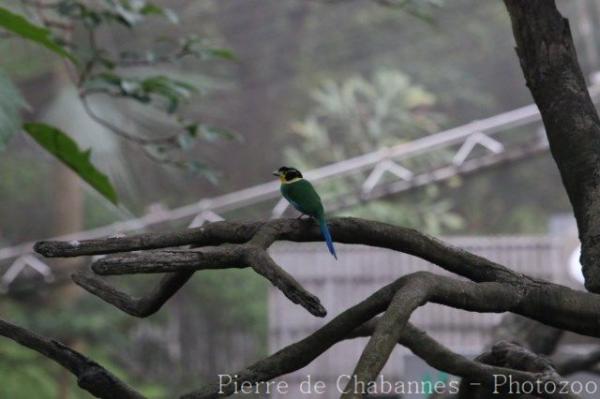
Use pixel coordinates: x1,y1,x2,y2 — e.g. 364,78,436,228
319,217,337,260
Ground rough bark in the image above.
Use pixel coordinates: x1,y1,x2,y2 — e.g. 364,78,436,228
36,217,600,338
183,271,577,399
504,0,600,292
459,341,567,399
29,217,600,398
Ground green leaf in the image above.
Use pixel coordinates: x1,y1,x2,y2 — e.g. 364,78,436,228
140,4,179,23
188,160,218,184
200,125,242,142
0,70,27,151
140,4,165,15
185,123,199,137
140,76,197,113
201,47,237,61
23,122,118,204
85,73,197,112
176,133,193,149
0,6,75,63
179,36,237,61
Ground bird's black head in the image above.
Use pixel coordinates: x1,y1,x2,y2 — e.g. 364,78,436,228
273,166,303,182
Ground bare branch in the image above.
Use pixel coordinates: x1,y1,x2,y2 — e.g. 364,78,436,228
181,273,407,399
80,94,180,146
33,216,600,399
182,272,576,399
343,272,523,398
355,324,578,399
35,216,527,322
244,248,327,316
35,217,524,283
0,319,145,399
86,244,326,317
343,274,430,397
72,271,194,318
91,248,245,275
34,220,263,257
37,218,600,336
457,341,580,399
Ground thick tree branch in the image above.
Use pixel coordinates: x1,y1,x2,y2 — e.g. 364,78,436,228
36,216,525,320
35,217,600,399
343,273,525,398
354,325,578,399
36,218,600,336
343,278,428,398
37,217,524,280
71,270,194,317
34,221,265,257
458,340,573,399
181,270,403,399
88,244,326,317
0,319,145,399
504,0,600,293
183,272,577,399
92,248,244,275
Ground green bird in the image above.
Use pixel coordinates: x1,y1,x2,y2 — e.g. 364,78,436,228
273,166,337,259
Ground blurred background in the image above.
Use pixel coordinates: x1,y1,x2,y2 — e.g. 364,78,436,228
1,0,600,397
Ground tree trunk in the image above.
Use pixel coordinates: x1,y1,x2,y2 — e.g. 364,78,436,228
504,0,600,293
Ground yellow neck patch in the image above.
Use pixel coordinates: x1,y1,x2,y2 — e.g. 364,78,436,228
281,177,302,184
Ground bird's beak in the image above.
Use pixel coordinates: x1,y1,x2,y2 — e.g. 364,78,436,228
272,171,281,177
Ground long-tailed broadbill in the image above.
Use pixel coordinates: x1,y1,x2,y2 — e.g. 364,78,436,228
273,166,337,259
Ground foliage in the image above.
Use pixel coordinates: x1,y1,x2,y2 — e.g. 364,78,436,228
289,69,439,157
0,6,74,61
0,334,166,399
0,341,61,399
188,269,268,336
24,122,118,204
0,0,238,203
1,277,170,398
287,69,463,234
0,2,248,396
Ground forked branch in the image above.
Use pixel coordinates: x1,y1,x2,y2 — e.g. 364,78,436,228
26,217,600,399
182,272,579,399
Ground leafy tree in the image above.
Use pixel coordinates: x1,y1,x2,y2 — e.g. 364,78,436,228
0,0,237,203
287,69,463,233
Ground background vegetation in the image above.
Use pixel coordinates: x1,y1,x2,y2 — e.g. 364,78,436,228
1,0,597,397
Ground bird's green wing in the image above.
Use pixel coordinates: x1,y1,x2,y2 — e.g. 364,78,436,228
281,179,324,217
